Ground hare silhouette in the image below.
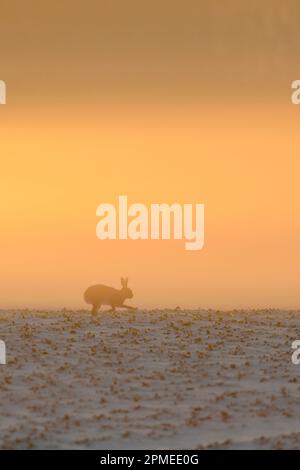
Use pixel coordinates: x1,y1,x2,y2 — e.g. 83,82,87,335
84,277,136,314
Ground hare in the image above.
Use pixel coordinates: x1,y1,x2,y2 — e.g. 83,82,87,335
84,277,136,314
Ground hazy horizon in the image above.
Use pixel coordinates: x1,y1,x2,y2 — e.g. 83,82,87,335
1,1,300,309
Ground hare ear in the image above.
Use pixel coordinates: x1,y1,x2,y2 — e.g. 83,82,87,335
125,277,128,287
121,277,125,287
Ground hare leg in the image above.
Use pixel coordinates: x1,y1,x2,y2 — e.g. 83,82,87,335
91,303,100,315
123,304,137,310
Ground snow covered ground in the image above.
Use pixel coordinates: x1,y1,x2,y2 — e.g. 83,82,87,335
0,308,300,449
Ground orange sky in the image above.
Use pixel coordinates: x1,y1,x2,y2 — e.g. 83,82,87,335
1,1,300,308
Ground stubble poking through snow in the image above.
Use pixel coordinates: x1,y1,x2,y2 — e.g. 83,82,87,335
0,309,299,449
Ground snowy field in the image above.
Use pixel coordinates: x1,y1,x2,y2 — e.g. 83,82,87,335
0,308,300,449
